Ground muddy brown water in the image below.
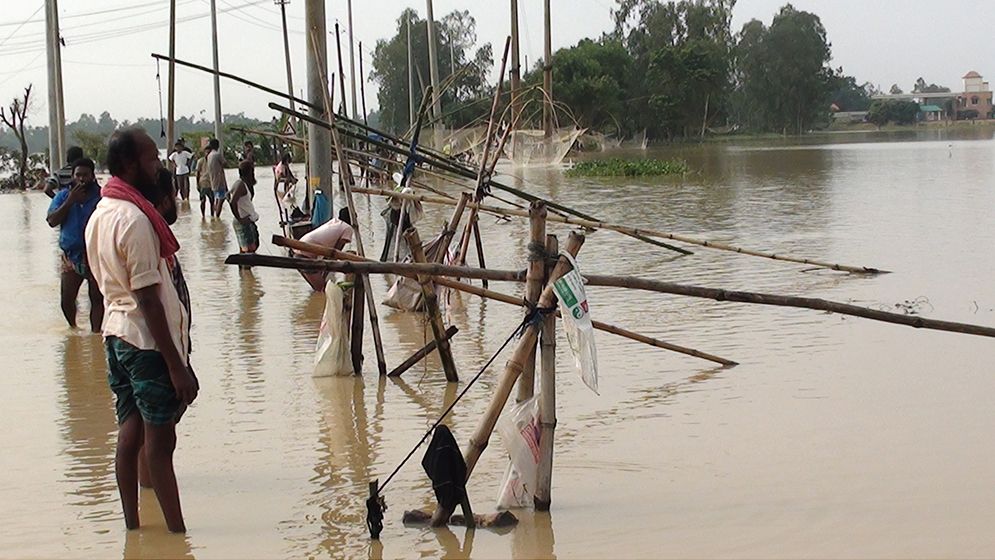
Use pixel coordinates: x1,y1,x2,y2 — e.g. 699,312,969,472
4,128,995,559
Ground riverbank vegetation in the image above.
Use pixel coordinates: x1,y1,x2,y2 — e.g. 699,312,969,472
370,0,876,141
566,158,688,177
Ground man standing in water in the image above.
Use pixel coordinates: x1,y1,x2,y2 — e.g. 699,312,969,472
46,157,103,331
167,139,193,201
85,128,197,533
206,138,227,218
229,160,260,257
194,144,214,218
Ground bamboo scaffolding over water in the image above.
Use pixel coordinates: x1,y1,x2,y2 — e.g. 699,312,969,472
226,251,995,339
272,236,738,366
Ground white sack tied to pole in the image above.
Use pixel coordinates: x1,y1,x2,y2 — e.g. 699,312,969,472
495,395,541,509
552,252,599,394
314,277,354,377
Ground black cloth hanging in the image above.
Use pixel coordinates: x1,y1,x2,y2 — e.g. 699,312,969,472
421,425,467,512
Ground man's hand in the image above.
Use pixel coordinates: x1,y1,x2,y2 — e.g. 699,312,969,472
67,183,86,204
169,363,198,405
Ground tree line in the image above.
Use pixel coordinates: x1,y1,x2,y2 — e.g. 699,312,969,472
370,1,885,140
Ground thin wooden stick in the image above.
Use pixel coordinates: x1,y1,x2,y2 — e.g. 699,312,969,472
273,235,737,365
352,186,885,274
518,201,547,402
534,233,558,510
388,325,458,378
405,227,459,382
229,250,995,339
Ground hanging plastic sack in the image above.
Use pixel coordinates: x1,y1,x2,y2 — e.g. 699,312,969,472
495,395,541,509
382,275,423,311
314,277,354,377
552,252,599,394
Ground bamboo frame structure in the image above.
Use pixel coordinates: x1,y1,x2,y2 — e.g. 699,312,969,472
272,236,737,365
225,252,995,339
462,232,586,479
353,186,886,274
404,227,460,382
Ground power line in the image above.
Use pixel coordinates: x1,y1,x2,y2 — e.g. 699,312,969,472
0,0,270,57
0,2,43,49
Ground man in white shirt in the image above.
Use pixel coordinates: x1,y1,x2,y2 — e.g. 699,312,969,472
167,139,193,201
296,207,353,290
85,128,197,533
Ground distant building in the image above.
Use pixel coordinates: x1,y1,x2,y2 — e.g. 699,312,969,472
919,104,944,121
956,71,993,119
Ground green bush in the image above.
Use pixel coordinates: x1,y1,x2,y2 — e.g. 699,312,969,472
566,158,688,177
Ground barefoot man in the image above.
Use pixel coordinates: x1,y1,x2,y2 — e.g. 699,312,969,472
85,128,198,533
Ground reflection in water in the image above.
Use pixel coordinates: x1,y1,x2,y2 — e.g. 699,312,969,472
57,333,117,522
304,376,378,558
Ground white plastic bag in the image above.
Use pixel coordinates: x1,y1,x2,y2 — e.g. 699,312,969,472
313,278,353,377
552,253,599,394
496,396,541,509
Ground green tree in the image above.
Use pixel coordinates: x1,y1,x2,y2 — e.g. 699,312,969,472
829,69,872,111
866,99,919,127
734,4,834,134
370,8,493,134
522,39,635,134
613,0,735,138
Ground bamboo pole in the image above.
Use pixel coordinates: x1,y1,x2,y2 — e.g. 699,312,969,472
405,228,460,382
272,235,737,365
352,186,882,274
388,325,458,378
228,251,995,339
311,31,389,376
534,233,558,510
472,219,489,289
463,232,586,480
518,201,547,402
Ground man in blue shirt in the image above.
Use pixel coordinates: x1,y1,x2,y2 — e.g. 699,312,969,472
47,157,104,331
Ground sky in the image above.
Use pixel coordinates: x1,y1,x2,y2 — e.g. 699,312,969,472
0,0,993,125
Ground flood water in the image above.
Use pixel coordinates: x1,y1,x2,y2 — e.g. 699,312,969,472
4,127,995,559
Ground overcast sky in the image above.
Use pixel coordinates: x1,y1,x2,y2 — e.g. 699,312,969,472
0,0,993,124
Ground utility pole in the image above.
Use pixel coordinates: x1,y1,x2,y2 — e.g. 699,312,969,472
334,22,348,117
347,0,357,120
543,0,553,141
167,0,176,150
45,0,65,168
406,16,415,128
275,0,295,114
510,0,520,159
209,0,223,145
425,0,442,127
305,0,333,217
359,42,368,125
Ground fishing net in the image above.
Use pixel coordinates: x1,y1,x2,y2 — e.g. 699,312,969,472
503,128,586,166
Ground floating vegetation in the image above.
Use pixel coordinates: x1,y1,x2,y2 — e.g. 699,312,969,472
566,158,689,177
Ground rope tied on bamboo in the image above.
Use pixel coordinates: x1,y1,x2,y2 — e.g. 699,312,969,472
528,241,554,263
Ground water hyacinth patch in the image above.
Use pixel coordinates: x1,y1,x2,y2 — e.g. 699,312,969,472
566,158,689,177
